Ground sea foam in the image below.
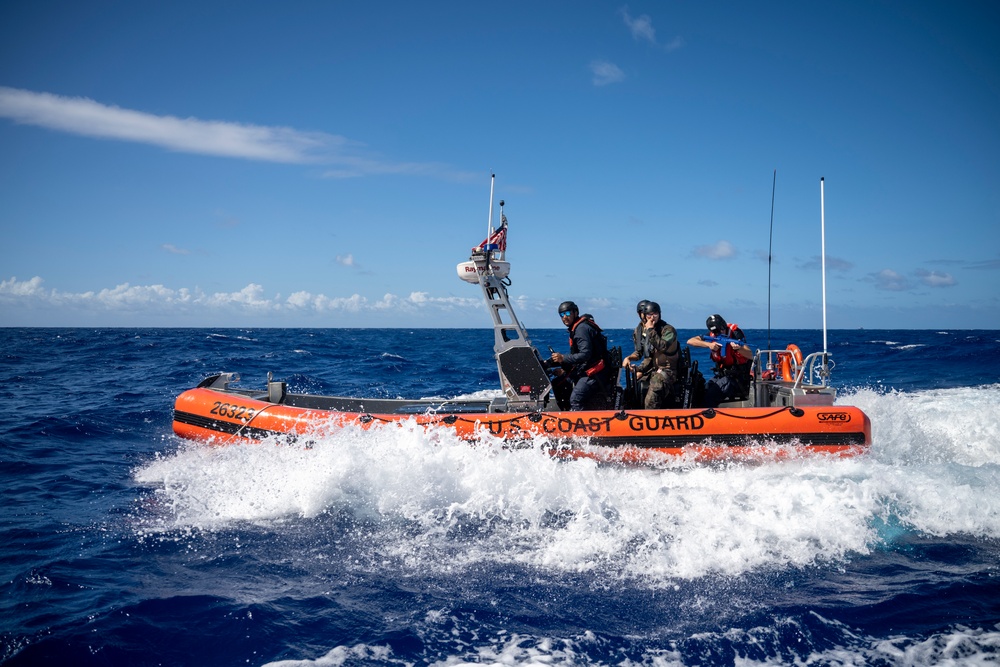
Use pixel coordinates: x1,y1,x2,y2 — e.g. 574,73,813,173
135,386,1000,582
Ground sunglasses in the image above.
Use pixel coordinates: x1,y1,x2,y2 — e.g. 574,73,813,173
559,310,574,317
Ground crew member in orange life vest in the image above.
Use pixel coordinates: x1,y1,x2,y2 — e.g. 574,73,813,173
548,301,611,410
687,314,753,407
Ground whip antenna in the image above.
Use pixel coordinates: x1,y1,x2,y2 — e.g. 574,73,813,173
767,169,776,353
820,177,829,365
486,173,495,239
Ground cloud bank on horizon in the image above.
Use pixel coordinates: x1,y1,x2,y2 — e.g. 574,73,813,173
0,275,482,326
0,266,976,329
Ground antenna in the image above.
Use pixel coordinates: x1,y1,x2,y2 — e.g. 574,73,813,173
767,169,776,353
820,177,829,362
486,173,495,239
497,199,506,262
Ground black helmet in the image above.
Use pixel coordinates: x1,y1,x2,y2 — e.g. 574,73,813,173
706,314,728,334
636,299,650,314
642,301,661,315
557,301,579,315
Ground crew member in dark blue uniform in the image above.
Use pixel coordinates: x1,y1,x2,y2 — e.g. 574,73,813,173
548,301,611,410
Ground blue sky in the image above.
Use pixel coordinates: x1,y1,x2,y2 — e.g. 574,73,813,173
1,1,998,329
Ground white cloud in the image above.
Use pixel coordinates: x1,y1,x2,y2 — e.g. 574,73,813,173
203,284,271,309
864,268,956,291
285,291,314,309
93,282,191,308
0,86,341,163
373,291,479,312
0,86,479,180
0,277,205,311
1,275,45,296
0,275,483,324
825,256,855,272
619,7,683,51
336,254,356,267
161,243,190,255
584,297,613,310
798,255,855,272
916,268,956,287
693,240,737,260
590,60,626,86
620,8,656,44
869,269,911,291
407,291,431,305
286,291,368,312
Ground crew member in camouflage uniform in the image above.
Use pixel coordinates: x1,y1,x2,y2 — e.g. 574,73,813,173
622,299,651,368
634,302,681,409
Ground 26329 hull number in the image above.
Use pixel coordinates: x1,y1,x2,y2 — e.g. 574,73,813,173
209,401,257,421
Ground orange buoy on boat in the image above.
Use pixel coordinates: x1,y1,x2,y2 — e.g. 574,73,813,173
777,344,804,381
787,344,803,365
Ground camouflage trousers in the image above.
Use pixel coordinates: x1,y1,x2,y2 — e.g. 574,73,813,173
644,368,677,409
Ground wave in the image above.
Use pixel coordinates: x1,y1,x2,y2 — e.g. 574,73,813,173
260,620,1000,667
865,340,927,351
845,384,1000,468
205,332,258,342
133,386,1000,587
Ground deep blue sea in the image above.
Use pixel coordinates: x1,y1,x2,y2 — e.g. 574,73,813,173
2,327,999,666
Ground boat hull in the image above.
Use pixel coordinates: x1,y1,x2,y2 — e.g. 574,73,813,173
173,386,871,463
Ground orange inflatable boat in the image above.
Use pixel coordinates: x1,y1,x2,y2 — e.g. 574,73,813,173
173,375,870,463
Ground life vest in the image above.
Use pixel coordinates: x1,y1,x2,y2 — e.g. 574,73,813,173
708,324,751,394
709,323,747,367
569,316,610,379
637,320,682,377
631,322,644,358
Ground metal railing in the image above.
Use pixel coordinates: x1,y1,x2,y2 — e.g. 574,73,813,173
754,350,835,389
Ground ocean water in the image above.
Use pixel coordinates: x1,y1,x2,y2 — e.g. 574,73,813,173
1,327,999,666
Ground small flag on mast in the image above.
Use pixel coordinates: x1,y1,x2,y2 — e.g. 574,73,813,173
475,215,507,253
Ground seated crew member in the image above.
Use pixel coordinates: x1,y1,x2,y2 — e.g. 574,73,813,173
622,299,651,368
548,301,612,410
633,302,681,409
687,314,753,408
